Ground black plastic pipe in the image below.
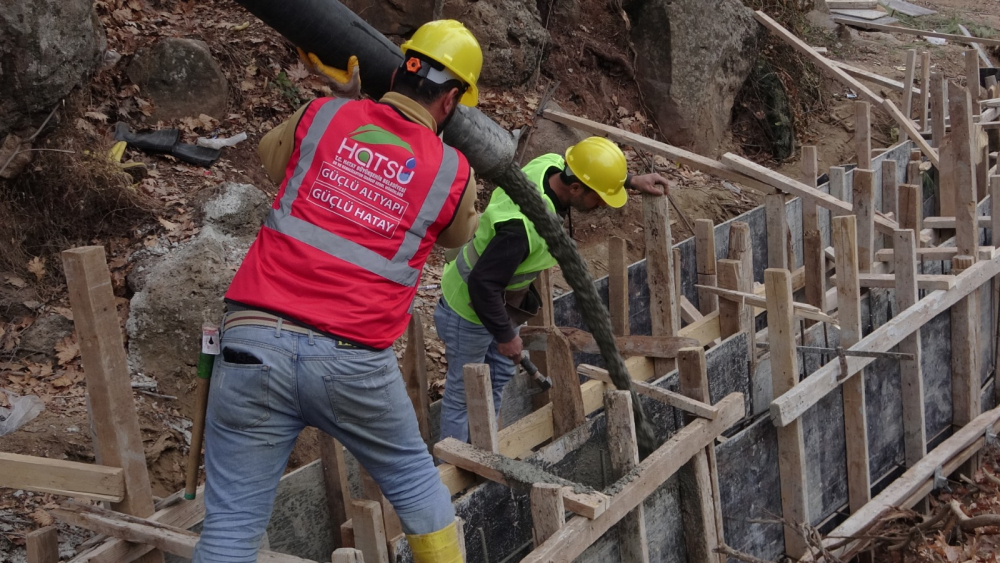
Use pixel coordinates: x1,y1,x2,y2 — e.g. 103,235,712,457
233,0,515,178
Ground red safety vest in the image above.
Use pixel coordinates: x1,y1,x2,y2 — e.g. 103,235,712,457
227,97,470,348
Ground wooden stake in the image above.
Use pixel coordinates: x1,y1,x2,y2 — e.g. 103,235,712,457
320,435,353,548
609,236,630,337
674,247,683,313
401,312,429,444
898,184,923,233
766,194,788,269
931,72,948,149
331,548,364,563
903,50,917,120
530,484,567,547
727,221,753,287
464,364,499,453
967,50,982,109
894,229,927,468
644,194,679,375
717,260,748,339
61,247,163,563
946,84,979,259
802,146,826,321
527,268,554,409
853,169,876,272
830,166,849,210
605,391,650,563
696,219,718,315
358,469,402,545
832,216,872,513
882,160,899,225
856,101,872,169
27,526,59,563
992,176,1000,410
920,51,931,131
678,348,724,563
951,254,982,474
548,329,586,438
352,500,389,563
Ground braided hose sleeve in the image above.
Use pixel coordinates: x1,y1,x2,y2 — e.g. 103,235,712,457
492,164,657,454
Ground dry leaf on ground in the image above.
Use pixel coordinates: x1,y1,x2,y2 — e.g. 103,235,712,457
27,256,46,281
55,336,80,365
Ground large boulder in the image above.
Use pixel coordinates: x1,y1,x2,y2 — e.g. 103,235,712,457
0,0,106,138
340,0,433,35
520,102,587,163
127,38,228,121
626,0,762,157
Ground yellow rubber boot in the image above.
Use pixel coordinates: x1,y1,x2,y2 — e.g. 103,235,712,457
406,521,464,563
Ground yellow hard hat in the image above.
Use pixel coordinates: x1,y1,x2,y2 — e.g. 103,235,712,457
400,20,482,107
564,137,628,208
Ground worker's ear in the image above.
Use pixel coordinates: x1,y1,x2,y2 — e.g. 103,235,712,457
441,86,461,115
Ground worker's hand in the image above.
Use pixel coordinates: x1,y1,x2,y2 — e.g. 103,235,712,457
297,48,361,99
627,173,671,196
497,335,523,363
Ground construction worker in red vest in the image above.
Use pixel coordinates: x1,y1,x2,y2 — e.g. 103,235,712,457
436,138,669,443
193,20,481,563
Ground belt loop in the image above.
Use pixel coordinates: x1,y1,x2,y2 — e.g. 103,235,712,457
308,330,315,346
275,318,283,338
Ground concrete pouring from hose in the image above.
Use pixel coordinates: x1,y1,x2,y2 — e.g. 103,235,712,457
233,0,658,454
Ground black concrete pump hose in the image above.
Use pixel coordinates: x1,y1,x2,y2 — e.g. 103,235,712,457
234,0,657,454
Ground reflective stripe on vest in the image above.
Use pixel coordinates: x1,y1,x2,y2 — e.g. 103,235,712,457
264,98,461,287
453,239,543,287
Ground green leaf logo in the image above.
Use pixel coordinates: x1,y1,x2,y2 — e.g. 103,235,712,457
349,124,413,154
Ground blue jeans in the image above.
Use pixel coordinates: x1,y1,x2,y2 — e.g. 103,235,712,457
192,323,454,563
435,298,517,443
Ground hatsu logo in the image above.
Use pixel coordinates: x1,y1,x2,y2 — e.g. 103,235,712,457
338,124,417,185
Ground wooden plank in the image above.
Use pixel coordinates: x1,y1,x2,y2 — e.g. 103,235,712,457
0,453,125,502
764,268,809,558
609,236,629,337
605,391,649,563
530,484,566,546
61,247,162,563
674,248,683,319
644,194,679,376
874,246,994,262
464,363,499,453
766,194,788,269
923,216,991,229
680,296,703,325
802,146,826,320
721,153,900,235
830,166,849,213
331,549,364,563
520,394,745,563
771,251,1000,426
832,216,872,513
319,434,352,548
856,102,872,170
894,229,926,468
829,60,920,96
878,0,935,17
931,72,948,149
920,51,931,131
695,285,837,325
677,348,724,563
831,18,1000,47
352,500,389,563
27,526,59,563
952,255,982,474
527,268,554,410
882,160,899,234
850,273,955,290
949,84,980,259
578,365,718,420
967,50,983,109
547,330,586,439
812,406,1000,560
884,98,940,167
960,26,994,67
854,169,876,271
541,109,777,195
434,438,609,519
898,183,922,235
401,312,430,444
830,8,891,20
695,219,718,315
358,468,402,545
521,327,700,359
717,260,749,339
902,50,917,121
828,0,877,8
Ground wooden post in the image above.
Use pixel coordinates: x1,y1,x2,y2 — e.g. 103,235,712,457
931,72,947,149
802,146,826,321
967,50,982,110
898,184,923,234
894,229,927,468
830,166,849,209
61,247,163,563
992,177,1000,410
765,268,809,559
882,160,898,225
903,49,917,120
320,435,353,548
332,548,364,563
352,500,389,563
766,194,788,269
832,216,872,513
695,219,718,315
358,469,403,545
674,248,684,316
644,194,679,376
920,51,931,131
27,526,59,563
464,364,499,453
401,313,430,444
727,221,753,287
609,236,630,336
947,84,979,259
528,268,554,409
853,169,876,272
548,329,586,438
605,390,650,562
717,260,748,339
952,254,982,475
530,484,566,546
678,348,724,563
856,101,872,170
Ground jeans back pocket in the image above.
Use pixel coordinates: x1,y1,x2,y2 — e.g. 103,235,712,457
323,366,392,424
210,361,271,431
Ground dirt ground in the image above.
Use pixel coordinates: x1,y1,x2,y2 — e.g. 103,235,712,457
1,0,999,558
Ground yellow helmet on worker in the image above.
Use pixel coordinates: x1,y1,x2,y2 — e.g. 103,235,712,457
564,137,628,208
400,20,483,107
